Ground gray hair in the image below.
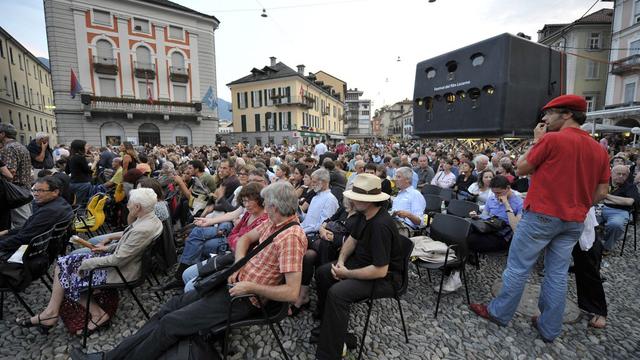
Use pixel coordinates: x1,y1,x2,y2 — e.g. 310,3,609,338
473,154,489,166
0,123,17,139
396,167,413,180
261,182,298,216
311,168,330,184
128,188,158,213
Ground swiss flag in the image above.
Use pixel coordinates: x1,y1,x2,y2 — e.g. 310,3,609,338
146,76,153,104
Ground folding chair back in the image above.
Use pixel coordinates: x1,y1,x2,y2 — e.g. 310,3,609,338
439,188,454,203
24,229,54,260
396,236,415,297
421,184,441,195
430,213,471,261
446,199,479,218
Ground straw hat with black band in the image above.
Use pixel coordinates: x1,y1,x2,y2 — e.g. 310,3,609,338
343,173,390,202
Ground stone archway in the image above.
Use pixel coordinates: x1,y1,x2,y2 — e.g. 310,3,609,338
138,123,161,145
615,118,640,128
100,122,125,146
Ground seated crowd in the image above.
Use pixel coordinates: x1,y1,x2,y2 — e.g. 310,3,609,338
0,120,635,359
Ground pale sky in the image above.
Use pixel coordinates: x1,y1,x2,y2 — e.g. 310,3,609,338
3,0,612,109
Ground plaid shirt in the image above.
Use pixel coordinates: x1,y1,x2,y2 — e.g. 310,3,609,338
233,215,307,306
0,141,32,188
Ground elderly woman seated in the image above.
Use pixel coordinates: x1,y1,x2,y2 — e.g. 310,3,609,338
161,182,269,291
16,188,162,335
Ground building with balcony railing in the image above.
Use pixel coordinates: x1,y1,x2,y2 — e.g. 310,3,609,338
226,57,345,146
345,88,372,139
44,0,220,146
600,0,640,128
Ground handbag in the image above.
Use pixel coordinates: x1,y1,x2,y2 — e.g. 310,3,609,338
192,222,298,297
2,178,33,209
196,252,235,278
470,216,506,234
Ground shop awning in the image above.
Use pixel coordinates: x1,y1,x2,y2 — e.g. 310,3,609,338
587,106,640,120
328,134,346,140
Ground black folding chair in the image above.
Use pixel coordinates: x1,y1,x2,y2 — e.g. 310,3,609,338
81,234,162,347
439,188,454,204
446,199,479,218
621,208,637,256
0,228,54,319
208,295,290,360
423,194,443,226
356,235,413,360
413,213,471,317
421,184,441,196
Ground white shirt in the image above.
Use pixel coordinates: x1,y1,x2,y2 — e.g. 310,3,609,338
301,189,339,233
314,143,328,156
392,186,426,228
431,171,456,189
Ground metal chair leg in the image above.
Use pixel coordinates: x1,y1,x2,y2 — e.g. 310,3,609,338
462,267,471,305
396,296,409,343
0,291,4,320
276,322,285,336
357,300,374,360
434,273,445,318
82,288,93,348
146,276,162,301
268,321,290,360
40,277,52,292
11,290,34,317
126,285,149,319
622,222,629,256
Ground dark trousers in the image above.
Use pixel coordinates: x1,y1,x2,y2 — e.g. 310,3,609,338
467,231,510,253
572,239,607,316
314,262,395,360
105,288,258,360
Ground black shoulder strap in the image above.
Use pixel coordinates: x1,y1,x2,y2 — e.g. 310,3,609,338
225,221,298,276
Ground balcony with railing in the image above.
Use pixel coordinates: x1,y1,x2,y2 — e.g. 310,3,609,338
273,96,313,109
83,95,201,117
93,56,118,75
169,66,189,83
134,61,155,79
611,54,640,75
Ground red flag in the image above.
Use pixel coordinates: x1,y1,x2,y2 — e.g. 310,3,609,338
70,69,82,99
299,85,304,99
146,75,153,104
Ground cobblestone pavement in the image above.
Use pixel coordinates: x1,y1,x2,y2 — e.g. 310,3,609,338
0,238,638,360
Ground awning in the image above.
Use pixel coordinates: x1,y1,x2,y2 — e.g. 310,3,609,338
580,122,633,133
587,106,640,120
328,134,346,140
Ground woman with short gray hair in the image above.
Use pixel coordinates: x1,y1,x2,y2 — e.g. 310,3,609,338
261,182,298,217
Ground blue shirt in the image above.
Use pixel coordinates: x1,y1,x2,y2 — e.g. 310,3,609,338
482,192,523,223
392,186,426,228
411,170,419,188
301,189,339,233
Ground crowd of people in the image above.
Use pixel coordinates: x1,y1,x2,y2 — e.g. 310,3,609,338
0,93,636,359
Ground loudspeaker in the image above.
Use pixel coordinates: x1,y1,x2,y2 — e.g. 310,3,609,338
412,33,563,137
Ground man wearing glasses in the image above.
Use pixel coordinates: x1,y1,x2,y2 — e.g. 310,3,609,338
0,176,72,252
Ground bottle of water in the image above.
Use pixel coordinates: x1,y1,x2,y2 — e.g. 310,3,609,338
441,200,447,214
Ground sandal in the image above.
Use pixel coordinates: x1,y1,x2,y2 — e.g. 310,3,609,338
288,302,310,317
588,315,606,329
17,314,58,334
77,312,111,336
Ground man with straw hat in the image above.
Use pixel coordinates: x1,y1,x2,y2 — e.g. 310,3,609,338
312,173,403,360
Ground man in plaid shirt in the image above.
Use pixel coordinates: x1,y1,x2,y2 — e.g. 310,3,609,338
73,182,306,360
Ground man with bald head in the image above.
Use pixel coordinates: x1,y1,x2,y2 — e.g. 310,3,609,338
599,164,639,254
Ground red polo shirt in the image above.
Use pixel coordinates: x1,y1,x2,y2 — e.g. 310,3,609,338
524,127,610,222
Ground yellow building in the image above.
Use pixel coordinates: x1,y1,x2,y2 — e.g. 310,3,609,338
0,27,56,145
226,57,345,146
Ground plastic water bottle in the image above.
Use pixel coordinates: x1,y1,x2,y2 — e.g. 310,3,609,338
441,201,447,214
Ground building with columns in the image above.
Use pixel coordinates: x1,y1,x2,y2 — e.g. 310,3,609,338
44,0,220,146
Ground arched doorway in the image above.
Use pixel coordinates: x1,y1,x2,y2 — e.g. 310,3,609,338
173,124,192,145
100,122,125,146
138,123,161,145
615,118,640,128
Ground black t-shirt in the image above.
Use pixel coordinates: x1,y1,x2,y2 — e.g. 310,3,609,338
381,178,392,196
221,175,240,200
456,174,477,193
65,154,92,183
346,207,403,278
608,181,640,211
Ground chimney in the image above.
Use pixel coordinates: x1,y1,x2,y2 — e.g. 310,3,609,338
269,56,276,66
297,64,305,75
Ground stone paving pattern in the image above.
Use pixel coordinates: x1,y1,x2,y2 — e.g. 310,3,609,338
0,239,638,359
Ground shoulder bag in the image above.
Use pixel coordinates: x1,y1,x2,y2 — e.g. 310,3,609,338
192,222,298,297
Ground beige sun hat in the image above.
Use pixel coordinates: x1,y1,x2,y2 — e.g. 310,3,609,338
343,173,390,202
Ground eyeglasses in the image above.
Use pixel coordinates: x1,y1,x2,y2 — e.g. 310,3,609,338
238,172,248,176
31,188,53,193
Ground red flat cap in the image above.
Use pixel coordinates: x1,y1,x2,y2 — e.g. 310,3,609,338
541,94,587,112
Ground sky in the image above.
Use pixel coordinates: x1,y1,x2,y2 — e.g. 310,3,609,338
3,0,613,109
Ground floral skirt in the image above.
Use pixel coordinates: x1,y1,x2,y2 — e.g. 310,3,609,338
57,252,109,302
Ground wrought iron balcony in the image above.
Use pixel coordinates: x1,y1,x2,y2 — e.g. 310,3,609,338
93,56,118,75
169,66,189,83
611,54,640,76
84,95,201,117
273,96,313,109
134,61,155,79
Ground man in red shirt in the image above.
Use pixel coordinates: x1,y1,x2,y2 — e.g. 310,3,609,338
470,95,609,342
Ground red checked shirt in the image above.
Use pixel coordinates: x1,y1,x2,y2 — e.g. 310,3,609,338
232,215,307,306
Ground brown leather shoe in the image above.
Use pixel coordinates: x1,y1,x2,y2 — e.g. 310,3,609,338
469,303,505,326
